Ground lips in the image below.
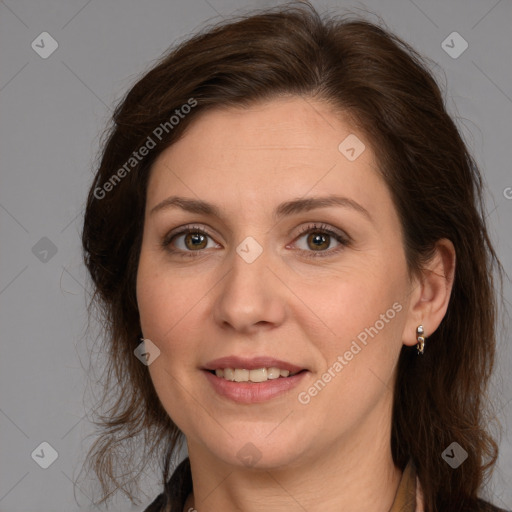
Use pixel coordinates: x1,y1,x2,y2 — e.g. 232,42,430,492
201,356,308,403
204,368,307,403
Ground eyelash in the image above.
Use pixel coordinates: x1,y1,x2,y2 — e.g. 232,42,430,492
161,223,350,259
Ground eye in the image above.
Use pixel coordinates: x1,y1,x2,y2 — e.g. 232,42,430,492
291,223,350,258
162,225,219,258
162,222,350,259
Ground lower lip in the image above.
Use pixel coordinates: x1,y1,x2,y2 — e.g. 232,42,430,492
203,370,308,404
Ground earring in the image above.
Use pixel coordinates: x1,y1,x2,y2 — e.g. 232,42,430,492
416,325,425,355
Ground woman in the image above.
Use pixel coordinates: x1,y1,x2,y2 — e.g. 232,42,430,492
80,2,508,511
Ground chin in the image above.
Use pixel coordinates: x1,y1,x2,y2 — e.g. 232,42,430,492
200,432,308,471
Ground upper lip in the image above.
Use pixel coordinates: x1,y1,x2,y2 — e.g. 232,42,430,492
202,356,305,373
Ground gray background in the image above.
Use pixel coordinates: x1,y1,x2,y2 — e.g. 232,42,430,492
1,0,511,510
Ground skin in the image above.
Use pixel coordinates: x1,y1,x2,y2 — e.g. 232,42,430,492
136,96,455,511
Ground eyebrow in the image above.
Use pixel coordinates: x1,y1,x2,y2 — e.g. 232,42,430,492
150,194,372,222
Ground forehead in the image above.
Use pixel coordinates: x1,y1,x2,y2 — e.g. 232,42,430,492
146,96,391,225
162,97,361,161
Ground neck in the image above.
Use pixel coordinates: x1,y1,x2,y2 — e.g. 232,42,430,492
184,399,402,511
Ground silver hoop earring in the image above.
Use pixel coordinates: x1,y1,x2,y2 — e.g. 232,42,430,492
416,325,425,355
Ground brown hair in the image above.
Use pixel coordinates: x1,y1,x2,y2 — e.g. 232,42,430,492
80,2,506,510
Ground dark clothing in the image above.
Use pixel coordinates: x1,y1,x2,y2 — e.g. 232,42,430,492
142,456,509,512
143,458,192,512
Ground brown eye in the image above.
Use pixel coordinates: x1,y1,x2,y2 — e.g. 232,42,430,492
293,223,350,259
183,232,208,250
162,226,219,257
306,232,330,251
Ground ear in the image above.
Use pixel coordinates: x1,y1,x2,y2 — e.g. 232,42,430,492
402,238,456,347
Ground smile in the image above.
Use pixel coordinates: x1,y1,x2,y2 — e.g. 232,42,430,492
212,367,299,382
203,369,308,403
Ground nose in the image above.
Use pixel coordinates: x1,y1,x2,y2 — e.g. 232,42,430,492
212,245,287,335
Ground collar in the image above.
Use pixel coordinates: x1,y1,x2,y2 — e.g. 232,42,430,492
389,460,423,512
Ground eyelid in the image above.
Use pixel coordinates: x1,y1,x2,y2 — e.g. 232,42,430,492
293,222,351,244
289,222,351,259
162,223,218,247
162,222,351,257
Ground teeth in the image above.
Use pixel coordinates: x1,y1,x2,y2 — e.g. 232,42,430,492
249,368,267,383
234,369,249,382
213,367,297,382
267,367,281,379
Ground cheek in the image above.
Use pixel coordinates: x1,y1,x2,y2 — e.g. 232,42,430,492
136,250,183,346
298,265,407,400
136,251,209,363
136,255,201,428
301,276,405,420
297,265,403,340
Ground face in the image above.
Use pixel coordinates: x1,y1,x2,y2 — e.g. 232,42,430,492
136,96,416,470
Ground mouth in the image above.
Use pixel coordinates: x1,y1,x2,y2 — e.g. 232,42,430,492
207,367,306,383
201,357,309,403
